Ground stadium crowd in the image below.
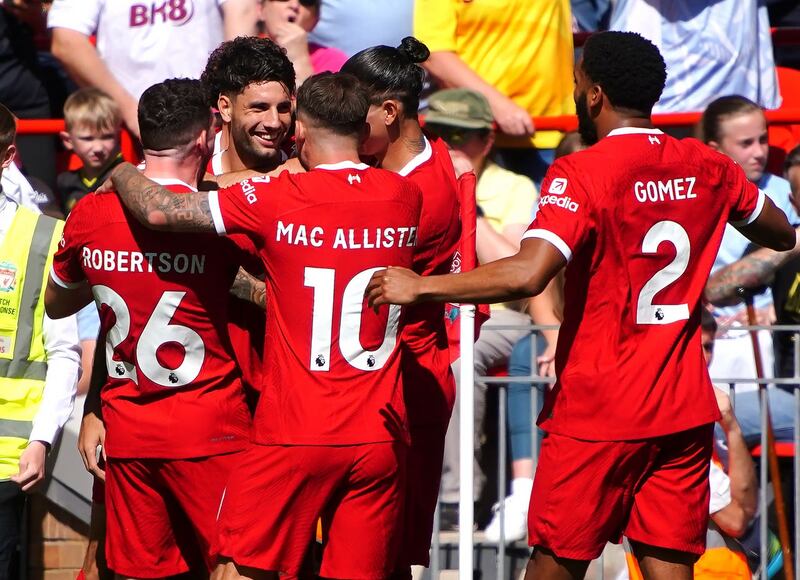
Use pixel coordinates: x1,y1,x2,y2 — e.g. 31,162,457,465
3,1,800,579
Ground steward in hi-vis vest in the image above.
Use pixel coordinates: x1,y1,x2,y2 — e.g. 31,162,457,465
0,206,65,479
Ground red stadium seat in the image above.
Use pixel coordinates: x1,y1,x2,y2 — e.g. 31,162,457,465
751,442,795,458
767,66,800,175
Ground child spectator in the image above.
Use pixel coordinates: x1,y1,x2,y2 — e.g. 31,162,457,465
57,88,123,213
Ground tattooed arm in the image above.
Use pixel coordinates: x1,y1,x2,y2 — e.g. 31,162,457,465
705,230,800,306
108,162,215,232
230,268,266,309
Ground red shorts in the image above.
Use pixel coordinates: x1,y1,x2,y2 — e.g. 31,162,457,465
105,453,238,578
396,423,448,568
217,442,407,579
397,345,454,568
528,424,713,560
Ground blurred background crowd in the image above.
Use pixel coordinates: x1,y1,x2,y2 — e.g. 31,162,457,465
5,0,800,578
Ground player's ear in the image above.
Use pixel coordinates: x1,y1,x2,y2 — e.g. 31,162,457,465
217,94,233,124
60,131,73,151
358,120,370,148
382,100,399,126
0,144,16,169
294,118,306,145
707,140,721,152
588,84,603,111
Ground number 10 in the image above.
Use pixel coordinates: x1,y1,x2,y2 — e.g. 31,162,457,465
304,267,401,371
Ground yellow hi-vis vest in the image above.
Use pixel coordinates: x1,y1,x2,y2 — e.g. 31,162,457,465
624,523,751,580
0,206,63,481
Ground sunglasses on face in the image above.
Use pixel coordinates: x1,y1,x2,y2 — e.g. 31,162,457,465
426,125,486,146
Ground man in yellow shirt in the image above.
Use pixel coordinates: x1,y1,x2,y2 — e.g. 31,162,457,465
414,0,575,184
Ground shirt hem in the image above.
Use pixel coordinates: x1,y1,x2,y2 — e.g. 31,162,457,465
537,412,721,441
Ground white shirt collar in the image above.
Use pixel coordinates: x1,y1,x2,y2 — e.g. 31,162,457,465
606,127,664,137
150,177,197,191
314,161,370,171
397,137,432,177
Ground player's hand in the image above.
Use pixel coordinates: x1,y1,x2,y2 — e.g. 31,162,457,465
489,95,534,137
713,386,737,433
11,441,47,492
78,411,106,481
366,267,423,308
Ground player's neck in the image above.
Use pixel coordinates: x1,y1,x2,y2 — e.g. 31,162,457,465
598,114,654,140
142,153,200,190
302,134,362,168
379,119,425,173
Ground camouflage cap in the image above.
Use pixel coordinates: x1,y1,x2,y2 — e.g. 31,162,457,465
425,88,494,130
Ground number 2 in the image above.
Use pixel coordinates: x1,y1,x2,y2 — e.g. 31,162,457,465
636,221,691,325
305,267,401,371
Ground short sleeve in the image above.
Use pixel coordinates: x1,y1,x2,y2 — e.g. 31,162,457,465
522,159,592,262
708,461,732,514
414,0,458,53
47,0,102,35
50,206,88,289
207,176,277,241
725,157,765,226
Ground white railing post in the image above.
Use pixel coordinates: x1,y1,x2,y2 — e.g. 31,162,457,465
459,304,476,579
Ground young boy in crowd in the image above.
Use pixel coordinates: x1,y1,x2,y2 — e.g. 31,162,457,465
57,88,123,213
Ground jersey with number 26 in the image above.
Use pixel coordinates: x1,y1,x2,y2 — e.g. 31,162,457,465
51,182,252,459
209,162,423,446
525,128,764,441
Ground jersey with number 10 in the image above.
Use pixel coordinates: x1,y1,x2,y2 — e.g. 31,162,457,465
51,182,252,459
209,163,423,445
526,128,764,441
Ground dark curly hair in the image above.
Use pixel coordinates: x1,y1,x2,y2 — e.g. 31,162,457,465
341,36,429,115
138,78,211,151
297,73,369,137
581,31,667,115
201,37,296,107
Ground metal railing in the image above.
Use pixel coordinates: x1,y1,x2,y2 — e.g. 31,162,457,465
432,322,800,580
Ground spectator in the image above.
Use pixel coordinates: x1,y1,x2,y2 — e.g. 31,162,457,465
423,88,545,531
771,146,800,381
571,0,610,32
48,0,260,139
261,0,347,86
0,1,61,191
414,0,575,185
489,131,584,544
610,0,780,114
309,0,412,57
0,102,80,579
57,88,123,213
700,96,800,396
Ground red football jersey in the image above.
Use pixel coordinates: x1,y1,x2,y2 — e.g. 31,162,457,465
399,138,460,426
51,180,252,459
209,162,423,445
526,128,763,440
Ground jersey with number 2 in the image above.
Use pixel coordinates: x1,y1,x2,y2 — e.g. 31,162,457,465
209,163,423,446
525,128,764,441
51,183,252,459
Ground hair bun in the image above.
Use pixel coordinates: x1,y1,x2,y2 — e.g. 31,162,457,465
397,36,430,64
